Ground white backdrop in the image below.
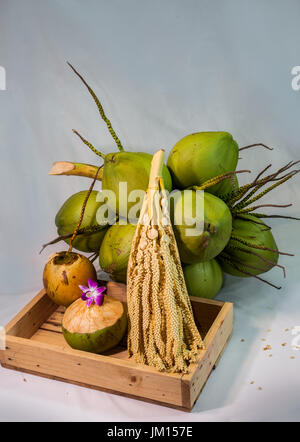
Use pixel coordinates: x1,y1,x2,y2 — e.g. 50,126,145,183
0,0,300,422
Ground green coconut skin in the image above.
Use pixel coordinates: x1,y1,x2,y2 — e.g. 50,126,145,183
220,216,279,277
167,132,239,196
99,222,137,283
183,259,223,299
55,190,108,253
62,310,127,354
102,151,172,216
217,174,239,198
172,190,232,264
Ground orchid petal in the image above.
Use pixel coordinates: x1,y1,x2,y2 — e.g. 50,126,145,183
94,286,106,296
79,285,90,294
86,297,94,308
88,279,98,290
95,293,105,306
81,293,89,301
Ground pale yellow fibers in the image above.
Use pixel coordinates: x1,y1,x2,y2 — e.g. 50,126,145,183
127,176,204,373
127,230,145,356
141,243,152,352
150,239,166,358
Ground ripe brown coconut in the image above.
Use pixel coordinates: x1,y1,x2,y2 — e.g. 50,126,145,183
43,251,97,306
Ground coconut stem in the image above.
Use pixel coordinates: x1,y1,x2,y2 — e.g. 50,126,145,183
230,235,294,256
72,129,105,159
39,225,107,254
49,161,103,180
219,255,282,290
222,252,274,275
253,164,272,183
236,203,293,215
89,252,99,263
226,161,300,207
233,171,299,212
235,214,271,230
239,143,274,152
230,166,274,208
226,245,286,278
251,213,300,221
67,62,124,152
68,165,103,253
190,169,250,192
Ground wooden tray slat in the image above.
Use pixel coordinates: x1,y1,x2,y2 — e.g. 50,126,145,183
40,323,63,333
31,329,68,347
48,311,64,321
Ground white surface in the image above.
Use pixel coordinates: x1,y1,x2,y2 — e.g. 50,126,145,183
0,0,300,421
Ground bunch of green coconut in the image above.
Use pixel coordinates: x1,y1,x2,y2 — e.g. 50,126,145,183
43,63,300,310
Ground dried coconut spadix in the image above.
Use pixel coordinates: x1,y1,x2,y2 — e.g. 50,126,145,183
127,149,204,373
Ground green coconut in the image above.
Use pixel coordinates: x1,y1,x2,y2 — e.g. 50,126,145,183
220,215,279,277
62,295,127,353
66,64,172,219
99,222,137,283
183,259,223,299
171,190,232,264
55,190,109,253
102,151,172,217
217,174,239,198
167,132,239,196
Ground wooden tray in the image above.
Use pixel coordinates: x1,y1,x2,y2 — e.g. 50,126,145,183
0,282,233,411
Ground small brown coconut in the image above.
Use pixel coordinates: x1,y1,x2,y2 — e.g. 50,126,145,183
43,251,97,306
42,161,103,307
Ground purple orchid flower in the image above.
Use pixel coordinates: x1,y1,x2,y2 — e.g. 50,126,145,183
79,279,106,308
